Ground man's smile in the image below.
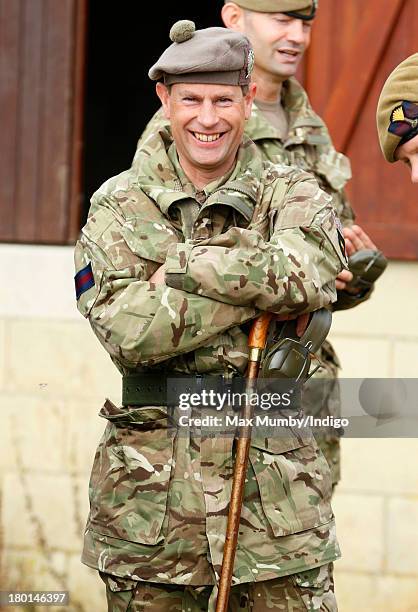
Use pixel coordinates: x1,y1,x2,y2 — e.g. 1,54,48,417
277,48,301,61
191,131,227,144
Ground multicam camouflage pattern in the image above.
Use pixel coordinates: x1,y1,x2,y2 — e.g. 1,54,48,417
134,78,355,485
100,563,336,611
76,131,344,585
85,399,338,586
246,78,354,487
76,132,346,373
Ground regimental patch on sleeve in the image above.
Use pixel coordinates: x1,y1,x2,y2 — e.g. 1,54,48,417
75,262,95,300
330,209,347,262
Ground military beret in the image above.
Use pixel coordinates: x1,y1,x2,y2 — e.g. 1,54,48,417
376,53,418,162
148,20,254,88
224,0,318,20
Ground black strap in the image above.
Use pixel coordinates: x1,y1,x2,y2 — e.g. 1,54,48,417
122,372,243,406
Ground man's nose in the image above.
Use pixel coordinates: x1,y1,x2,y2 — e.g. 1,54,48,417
286,19,305,45
197,101,218,127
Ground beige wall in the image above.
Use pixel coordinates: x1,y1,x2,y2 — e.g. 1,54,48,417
329,259,418,612
1,245,417,611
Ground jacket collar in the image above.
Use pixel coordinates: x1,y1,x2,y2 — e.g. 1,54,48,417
136,128,263,221
246,77,325,146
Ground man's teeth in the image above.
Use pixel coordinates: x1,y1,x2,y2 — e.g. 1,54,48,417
193,132,221,142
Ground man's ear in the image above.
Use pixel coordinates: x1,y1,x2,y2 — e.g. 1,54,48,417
156,82,171,119
221,2,245,31
244,82,257,120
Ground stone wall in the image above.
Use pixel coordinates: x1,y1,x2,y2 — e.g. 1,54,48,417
328,259,418,612
1,244,417,611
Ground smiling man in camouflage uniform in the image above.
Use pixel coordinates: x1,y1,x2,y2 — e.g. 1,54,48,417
75,20,347,611
136,0,382,488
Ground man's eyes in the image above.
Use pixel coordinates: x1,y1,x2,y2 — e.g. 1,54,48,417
273,17,312,28
181,97,233,105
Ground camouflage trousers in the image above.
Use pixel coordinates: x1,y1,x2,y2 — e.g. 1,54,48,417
100,563,336,611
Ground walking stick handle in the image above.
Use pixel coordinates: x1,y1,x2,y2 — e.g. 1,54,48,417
248,312,273,351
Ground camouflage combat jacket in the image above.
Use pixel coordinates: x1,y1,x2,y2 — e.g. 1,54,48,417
247,80,355,484
134,79,356,485
75,131,345,586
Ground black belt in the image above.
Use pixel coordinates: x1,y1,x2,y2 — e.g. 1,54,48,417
122,372,243,406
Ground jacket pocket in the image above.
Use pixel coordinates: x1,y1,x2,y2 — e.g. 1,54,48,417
249,435,333,537
88,400,174,545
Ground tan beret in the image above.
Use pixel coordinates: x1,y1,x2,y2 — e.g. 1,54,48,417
149,20,254,88
224,0,318,20
376,53,418,162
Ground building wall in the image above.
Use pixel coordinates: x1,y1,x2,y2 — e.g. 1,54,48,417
1,244,417,612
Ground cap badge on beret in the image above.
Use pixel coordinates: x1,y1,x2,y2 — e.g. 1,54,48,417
388,101,418,138
246,48,255,79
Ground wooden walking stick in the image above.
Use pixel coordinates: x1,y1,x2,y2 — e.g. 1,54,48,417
215,312,273,612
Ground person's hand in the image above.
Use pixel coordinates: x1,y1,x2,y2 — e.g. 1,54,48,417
336,269,353,290
343,224,377,257
275,312,310,337
336,224,378,290
149,264,166,285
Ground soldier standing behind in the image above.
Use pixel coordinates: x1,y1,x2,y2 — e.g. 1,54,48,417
75,21,347,612
221,0,382,486
136,1,383,488
377,53,418,182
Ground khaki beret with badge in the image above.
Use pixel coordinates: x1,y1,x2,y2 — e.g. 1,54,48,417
224,0,318,20
376,53,418,162
148,20,254,88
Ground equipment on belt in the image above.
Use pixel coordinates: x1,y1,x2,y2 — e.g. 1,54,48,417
260,307,332,383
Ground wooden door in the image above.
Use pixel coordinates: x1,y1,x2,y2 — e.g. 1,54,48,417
0,0,86,244
305,0,418,260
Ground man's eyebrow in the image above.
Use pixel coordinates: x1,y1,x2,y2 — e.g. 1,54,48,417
178,90,202,97
177,89,238,101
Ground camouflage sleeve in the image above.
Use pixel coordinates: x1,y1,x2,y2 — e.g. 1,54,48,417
332,187,355,228
74,201,257,369
312,122,355,228
165,174,348,316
